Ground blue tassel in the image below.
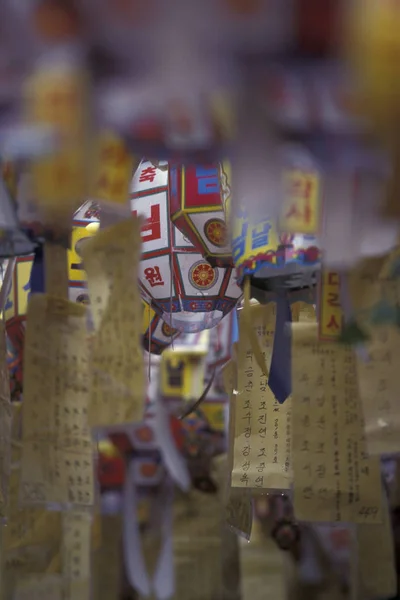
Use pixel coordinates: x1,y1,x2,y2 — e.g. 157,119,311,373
268,294,292,404
29,244,45,294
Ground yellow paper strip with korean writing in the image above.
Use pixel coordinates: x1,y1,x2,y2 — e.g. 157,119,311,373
355,494,397,600
62,511,92,600
319,270,344,341
292,323,382,523
347,258,400,455
20,296,93,507
280,169,320,234
91,133,135,206
81,218,144,427
232,304,292,490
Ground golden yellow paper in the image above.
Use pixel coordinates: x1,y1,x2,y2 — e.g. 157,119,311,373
347,259,400,454
292,323,382,523
92,133,134,206
20,296,93,507
232,305,292,490
14,575,63,600
81,219,144,427
356,495,397,599
26,67,89,220
44,243,69,299
62,511,92,600
280,170,320,234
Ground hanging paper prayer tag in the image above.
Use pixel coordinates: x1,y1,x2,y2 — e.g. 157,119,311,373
242,278,268,378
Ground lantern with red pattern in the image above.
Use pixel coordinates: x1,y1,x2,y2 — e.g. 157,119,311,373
131,161,242,333
169,163,232,267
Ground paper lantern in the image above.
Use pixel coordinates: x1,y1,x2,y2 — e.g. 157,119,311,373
131,160,242,333
142,301,180,355
169,163,232,267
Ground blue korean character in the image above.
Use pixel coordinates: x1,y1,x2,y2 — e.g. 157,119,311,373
196,166,220,195
23,281,31,303
232,222,248,263
251,221,271,250
4,298,13,312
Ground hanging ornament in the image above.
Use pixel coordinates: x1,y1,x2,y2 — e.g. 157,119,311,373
169,163,232,267
131,160,242,333
142,301,180,355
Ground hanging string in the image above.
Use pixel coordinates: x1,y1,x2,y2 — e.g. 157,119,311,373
179,367,216,420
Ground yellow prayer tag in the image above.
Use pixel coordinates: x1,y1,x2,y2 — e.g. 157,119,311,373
14,575,63,600
291,323,382,523
26,66,89,216
319,270,343,340
347,259,400,455
81,218,144,427
92,132,134,205
355,495,397,600
20,295,93,507
232,305,292,490
62,511,92,600
280,170,320,234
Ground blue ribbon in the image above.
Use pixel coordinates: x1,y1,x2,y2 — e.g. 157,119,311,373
268,294,292,404
29,244,45,294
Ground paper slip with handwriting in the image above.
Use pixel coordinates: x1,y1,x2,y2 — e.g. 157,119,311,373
20,295,94,507
356,326,400,455
14,574,63,600
225,488,253,540
347,261,400,455
93,515,122,600
81,218,144,427
354,494,396,600
62,511,92,600
0,320,12,515
292,323,382,523
232,305,292,490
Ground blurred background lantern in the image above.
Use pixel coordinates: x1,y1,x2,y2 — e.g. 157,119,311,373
142,301,180,355
169,163,232,267
131,160,242,333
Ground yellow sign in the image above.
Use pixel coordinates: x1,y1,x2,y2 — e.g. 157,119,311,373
5,257,33,322
232,210,279,271
92,133,134,206
68,223,98,284
142,301,156,335
202,403,225,433
280,170,320,234
319,271,344,341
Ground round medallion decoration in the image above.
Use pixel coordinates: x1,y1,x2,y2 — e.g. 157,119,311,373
189,261,218,290
204,218,227,248
161,321,177,338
